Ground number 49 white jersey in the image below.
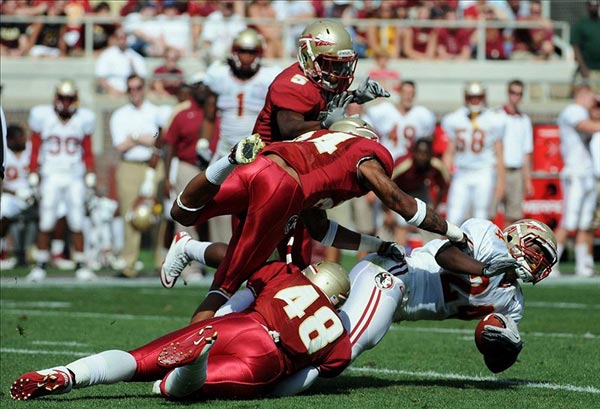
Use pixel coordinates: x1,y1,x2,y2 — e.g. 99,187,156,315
363,101,436,160
204,62,281,157
396,218,524,324
28,105,95,178
441,107,504,170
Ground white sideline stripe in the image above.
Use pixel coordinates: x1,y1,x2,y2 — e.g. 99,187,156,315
526,301,600,310
1,348,91,357
348,367,600,394
2,309,597,340
389,326,599,339
32,341,89,347
0,300,71,308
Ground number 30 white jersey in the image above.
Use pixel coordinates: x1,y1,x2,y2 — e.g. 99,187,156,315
363,101,436,160
28,105,95,178
204,62,281,157
441,108,504,170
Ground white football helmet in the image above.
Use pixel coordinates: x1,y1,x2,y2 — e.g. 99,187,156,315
229,28,263,78
329,117,379,141
503,219,558,283
297,20,358,93
54,79,79,119
125,197,163,232
302,261,350,307
464,81,486,113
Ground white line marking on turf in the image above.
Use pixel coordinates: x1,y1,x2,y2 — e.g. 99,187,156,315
389,326,599,339
527,301,600,310
348,367,600,394
32,341,89,347
0,348,91,357
0,300,71,308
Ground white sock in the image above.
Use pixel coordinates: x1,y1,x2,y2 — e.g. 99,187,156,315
184,240,211,264
112,217,125,254
205,156,236,185
51,240,65,257
66,350,136,388
163,346,210,398
36,249,50,264
575,243,590,273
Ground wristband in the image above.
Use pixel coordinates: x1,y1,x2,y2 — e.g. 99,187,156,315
358,234,383,252
176,192,203,212
406,198,427,227
320,221,339,246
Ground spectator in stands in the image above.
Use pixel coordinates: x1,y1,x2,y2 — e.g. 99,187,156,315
273,0,316,58
123,2,163,57
482,5,508,60
27,0,67,57
0,0,30,56
572,0,600,92
110,75,164,278
403,5,437,60
199,1,246,65
512,0,554,60
497,80,534,227
159,2,191,56
95,27,147,95
247,0,283,59
554,85,600,277
151,47,184,97
436,6,472,60
92,2,116,53
366,1,403,59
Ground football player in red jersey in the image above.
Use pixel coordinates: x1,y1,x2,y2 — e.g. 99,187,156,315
10,260,352,401
164,118,466,323
253,19,390,268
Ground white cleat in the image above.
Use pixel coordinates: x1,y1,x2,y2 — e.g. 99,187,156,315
0,256,18,270
228,133,265,165
75,267,98,281
161,232,192,288
52,255,76,270
26,266,47,283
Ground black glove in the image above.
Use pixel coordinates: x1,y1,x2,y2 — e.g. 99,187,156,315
320,91,353,128
352,76,390,105
377,241,406,262
481,256,519,278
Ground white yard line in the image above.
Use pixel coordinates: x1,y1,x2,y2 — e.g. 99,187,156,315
526,301,600,310
348,367,600,394
389,325,599,339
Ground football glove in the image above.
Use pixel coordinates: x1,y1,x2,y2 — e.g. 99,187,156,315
481,256,520,278
482,313,523,355
84,172,97,189
352,76,391,105
320,91,353,129
15,187,35,205
196,138,212,170
377,241,406,262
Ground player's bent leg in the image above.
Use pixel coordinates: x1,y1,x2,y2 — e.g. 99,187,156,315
10,366,73,401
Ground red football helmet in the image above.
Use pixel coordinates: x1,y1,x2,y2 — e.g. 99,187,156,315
229,28,264,79
297,20,358,93
54,80,79,119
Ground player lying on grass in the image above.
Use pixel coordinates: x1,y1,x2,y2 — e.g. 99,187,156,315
10,260,352,401
273,218,558,396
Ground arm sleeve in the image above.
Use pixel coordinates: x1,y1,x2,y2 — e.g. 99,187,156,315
95,52,109,77
523,115,533,154
441,114,455,141
110,110,128,146
214,288,256,317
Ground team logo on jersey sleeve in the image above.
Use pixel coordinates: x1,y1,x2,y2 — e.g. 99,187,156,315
284,215,299,235
374,272,394,290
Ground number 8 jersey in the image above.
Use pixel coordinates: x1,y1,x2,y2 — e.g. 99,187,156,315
28,105,95,177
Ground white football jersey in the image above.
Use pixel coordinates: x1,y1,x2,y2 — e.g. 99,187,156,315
496,108,533,168
394,218,524,323
3,144,31,192
28,105,95,178
205,62,281,156
363,101,436,160
557,103,593,176
441,108,505,170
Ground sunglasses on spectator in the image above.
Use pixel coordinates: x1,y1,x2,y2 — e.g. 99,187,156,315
127,84,144,92
509,90,523,96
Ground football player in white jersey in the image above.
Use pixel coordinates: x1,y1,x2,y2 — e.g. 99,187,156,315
200,28,281,161
554,85,600,277
442,82,506,226
26,80,97,282
273,218,557,396
363,80,436,161
0,125,33,270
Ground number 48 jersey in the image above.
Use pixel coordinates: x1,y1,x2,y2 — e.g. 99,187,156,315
245,262,351,377
28,105,95,177
396,218,524,324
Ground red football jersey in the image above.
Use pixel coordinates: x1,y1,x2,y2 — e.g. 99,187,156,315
263,129,394,209
246,262,351,377
253,63,327,143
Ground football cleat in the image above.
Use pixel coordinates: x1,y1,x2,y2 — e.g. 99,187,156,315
161,231,192,289
25,266,47,283
75,267,98,281
228,133,265,165
0,254,18,270
10,366,73,400
157,325,217,368
52,255,76,270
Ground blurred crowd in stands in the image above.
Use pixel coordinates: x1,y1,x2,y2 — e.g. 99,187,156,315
1,0,559,62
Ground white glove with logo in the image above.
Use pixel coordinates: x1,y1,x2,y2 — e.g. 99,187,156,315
320,92,353,129
15,187,35,205
352,76,391,104
377,241,406,262
481,256,520,278
482,313,523,354
139,168,156,197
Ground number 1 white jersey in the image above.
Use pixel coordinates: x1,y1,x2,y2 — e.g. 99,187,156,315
28,105,95,178
441,108,504,170
204,62,281,157
363,101,436,160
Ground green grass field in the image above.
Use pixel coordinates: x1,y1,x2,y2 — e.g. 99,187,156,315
1,256,599,409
